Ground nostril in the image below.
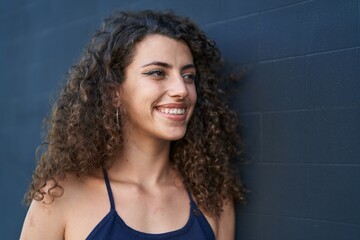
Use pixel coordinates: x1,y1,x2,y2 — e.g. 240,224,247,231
168,81,188,98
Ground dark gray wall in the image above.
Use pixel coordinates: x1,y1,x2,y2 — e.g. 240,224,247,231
1,0,359,239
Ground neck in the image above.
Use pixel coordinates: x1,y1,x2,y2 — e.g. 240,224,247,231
109,133,173,187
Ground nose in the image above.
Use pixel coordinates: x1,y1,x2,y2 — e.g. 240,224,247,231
167,75,189,99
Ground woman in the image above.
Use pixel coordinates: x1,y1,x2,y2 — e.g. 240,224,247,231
20,10,245,240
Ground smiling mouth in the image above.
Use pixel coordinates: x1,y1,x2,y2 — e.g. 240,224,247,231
156,107,186,115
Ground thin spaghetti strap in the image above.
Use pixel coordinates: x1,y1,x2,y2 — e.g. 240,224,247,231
186,188,195,205
102,168,115,210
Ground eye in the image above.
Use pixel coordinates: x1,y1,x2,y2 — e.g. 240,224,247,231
181,73,196,83
143,69,166,78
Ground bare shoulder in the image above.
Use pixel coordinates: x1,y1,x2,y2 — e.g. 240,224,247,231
217,199,235,240
202,199,235,240
20,173,80,240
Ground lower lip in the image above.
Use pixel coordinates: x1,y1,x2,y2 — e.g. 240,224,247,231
154,108,187,122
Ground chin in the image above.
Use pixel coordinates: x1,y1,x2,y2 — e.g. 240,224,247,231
162,130,187,141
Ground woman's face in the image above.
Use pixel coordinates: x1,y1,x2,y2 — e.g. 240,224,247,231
119,34,197,141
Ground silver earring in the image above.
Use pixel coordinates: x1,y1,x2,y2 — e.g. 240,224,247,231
116,108,120,130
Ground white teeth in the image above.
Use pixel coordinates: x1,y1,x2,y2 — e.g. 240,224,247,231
158,108,185,115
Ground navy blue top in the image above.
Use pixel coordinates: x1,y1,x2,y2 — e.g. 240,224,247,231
86,169,215,240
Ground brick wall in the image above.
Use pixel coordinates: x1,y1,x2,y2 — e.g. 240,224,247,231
0,0,359,239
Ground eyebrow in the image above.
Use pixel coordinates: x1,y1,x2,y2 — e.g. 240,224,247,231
141,61,195,71
181,64,196,71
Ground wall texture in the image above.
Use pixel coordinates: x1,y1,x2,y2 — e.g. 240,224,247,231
0,0,359,239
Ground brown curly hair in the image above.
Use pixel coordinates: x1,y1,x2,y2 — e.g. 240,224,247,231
25,10,245,217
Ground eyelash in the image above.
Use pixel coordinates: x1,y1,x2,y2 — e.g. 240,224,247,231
181,73,196,83
143,69,196,82
143,69,166,77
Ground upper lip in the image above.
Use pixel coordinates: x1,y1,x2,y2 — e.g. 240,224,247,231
155,103,187,108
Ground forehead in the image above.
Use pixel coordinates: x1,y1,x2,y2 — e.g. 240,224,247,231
130,34,194,66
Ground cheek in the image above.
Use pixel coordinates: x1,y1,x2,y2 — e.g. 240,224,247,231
189,84,197,106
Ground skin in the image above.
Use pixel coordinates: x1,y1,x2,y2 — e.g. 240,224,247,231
20,34,235,240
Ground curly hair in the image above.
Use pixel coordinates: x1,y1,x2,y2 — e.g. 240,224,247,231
25,10,245,217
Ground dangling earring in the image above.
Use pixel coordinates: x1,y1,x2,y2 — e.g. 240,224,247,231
115,108,120,130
